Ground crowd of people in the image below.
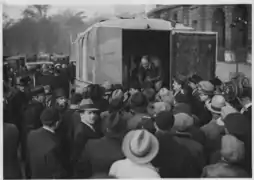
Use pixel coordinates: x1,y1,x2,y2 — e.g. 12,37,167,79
3,60,252,179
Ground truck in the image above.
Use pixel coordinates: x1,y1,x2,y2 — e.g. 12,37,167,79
70,17,217,93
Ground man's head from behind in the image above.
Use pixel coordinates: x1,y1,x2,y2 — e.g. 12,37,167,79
40,107,60,130
154,111,175,132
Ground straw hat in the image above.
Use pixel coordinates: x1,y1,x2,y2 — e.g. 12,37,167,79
206,95,226,114
122,129,159,164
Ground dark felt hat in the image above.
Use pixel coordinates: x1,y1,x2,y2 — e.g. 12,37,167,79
142,88,156,102
223,113,251,142
154,111,175,131
18,76,31,86
40,107,59,126
209,77,222,87
174,93,190,104
54,88,66,98
129,92,148,109
30,86,45,96
105,112,127,134
188,74,203,84
173,74,187,86
173,103,192,116
70,93,83,104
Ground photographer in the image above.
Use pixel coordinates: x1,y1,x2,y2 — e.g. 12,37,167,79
238,87,252,121
221,73,251,120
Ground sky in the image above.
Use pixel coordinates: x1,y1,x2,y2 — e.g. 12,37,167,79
3,4,156,20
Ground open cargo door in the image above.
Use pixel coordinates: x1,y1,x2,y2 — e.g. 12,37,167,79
170,31,217,81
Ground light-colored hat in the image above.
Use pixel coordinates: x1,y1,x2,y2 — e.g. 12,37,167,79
206,95,226,114
198,81,214,95
54,63,61,68
173,113,194,131
102,81,112,91
158,88,171,98
153,102,172,114
122,129,159,164
221,134,245,163
111,89,124,101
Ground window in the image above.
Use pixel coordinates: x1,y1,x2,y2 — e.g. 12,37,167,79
192,20,198,30
78,38,84,79
173,12,178,21
86,31,95,83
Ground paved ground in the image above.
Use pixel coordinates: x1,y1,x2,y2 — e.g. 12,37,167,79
216,62,252,84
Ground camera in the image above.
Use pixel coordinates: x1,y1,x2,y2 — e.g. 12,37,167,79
221,73,250,102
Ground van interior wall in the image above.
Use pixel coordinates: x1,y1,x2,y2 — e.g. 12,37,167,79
122,30,170,89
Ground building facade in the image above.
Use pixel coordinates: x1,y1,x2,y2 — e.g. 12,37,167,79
147,5,252,63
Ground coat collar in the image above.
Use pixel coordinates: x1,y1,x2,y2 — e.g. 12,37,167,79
81,120,95,132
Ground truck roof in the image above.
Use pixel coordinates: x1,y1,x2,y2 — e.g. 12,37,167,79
75,18,194,42
6,55,26,61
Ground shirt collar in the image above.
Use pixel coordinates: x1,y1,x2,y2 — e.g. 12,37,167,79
216,117,224,126
69,104,79,110
43,126,55,134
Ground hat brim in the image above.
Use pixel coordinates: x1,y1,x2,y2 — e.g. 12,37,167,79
78,108,99,112
206,103,221,114
122,130,159,164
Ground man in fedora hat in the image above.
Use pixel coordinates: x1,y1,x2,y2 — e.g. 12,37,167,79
52,88,68,112
197,81,215,103
9,76,32,137
75,112,126,178
72,99,102,177
193,81,214,126
56,93,83,176
238,87,252,121
200,95,227,164
188,74,203,93
109,129,160,178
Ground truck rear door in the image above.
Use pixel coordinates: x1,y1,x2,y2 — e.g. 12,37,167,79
170,31,217,81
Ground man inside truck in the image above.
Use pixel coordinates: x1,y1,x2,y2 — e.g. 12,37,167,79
138,55,163,90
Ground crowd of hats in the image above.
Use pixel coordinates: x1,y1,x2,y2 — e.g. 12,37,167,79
20,71,252,178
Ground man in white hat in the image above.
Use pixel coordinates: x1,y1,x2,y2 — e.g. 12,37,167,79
206,95,227,124
200,95,228,163
109,129,160,178
201,95,227,133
